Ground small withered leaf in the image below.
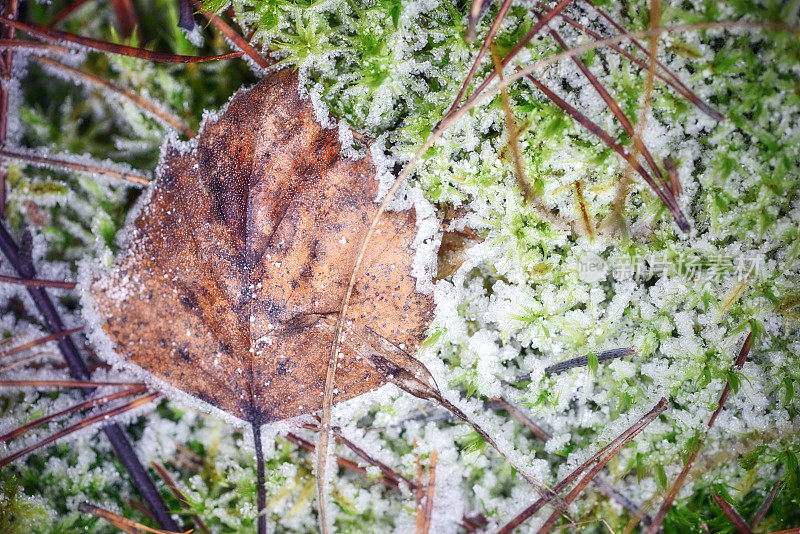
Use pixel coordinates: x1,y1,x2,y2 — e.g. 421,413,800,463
88,69,434,425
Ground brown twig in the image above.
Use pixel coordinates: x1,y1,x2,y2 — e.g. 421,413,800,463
192,0,272,70
47,0,96,28
0,147,150,186
0,272,77,289
151,462,211,534
581,0,723,120
0,392,160,467
0,0,19,219
488,395,650,521
78,502,190,534
497,397,668,533
713,493,754,534
0,221,178,530
531,1,721,120
0,327,83,359
417,449,437,534
0,15,243,63
603,0,670,236
0,38,70,53
445,0,514,118
751,481,781,528
36,57,196,137
0,385,146,443
646,332,753,533
0,378,143,388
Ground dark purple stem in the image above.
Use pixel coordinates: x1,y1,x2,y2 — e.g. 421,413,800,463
0,221,179,532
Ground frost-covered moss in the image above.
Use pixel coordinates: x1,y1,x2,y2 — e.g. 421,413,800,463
1,0,799,532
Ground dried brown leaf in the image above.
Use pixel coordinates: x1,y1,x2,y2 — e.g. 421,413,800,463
88,69,434,426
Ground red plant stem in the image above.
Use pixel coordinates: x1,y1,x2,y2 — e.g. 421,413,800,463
0,272,77,289
445,0,574,126
0,379,145,388
78,501,188,534
531,1,721,120
488,396,650,522
521,71,689,231
646,332,754,534
47,0,96,28
497,398,668,534
284,431,384,484
109,0,137,38
0,386,146,443
421,449,437,534
192,0,272,70
36,56,196,137
0,0,18,219
151,462,212,534
534,14,662,180
444,0,514,119
712,493,754,534
0,326,83,359
581,0,723,121
0,220,179,531
751,481,781,528
0,147,150,186
0,15,243,63
0,392,160,467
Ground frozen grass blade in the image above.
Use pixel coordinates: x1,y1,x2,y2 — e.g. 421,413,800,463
573,180,594,241
0,385,146,443
284,431,397,487
0,15,243,63
0,391,160,467
78,502,190,534
497,397,668,533
0,147,150,186
603,0,669,235
0,378,144,388
192,0,272,70
519,70,686,230
487,396,552,442
663,156,682,196
151,462,211,534
646,332,754,534
329,320,568,510
0,326,83,359
0,351,59,373
36,57,196,137
752,481,782,528
713,493,754,534
0,272,77,289
492,49,571,231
